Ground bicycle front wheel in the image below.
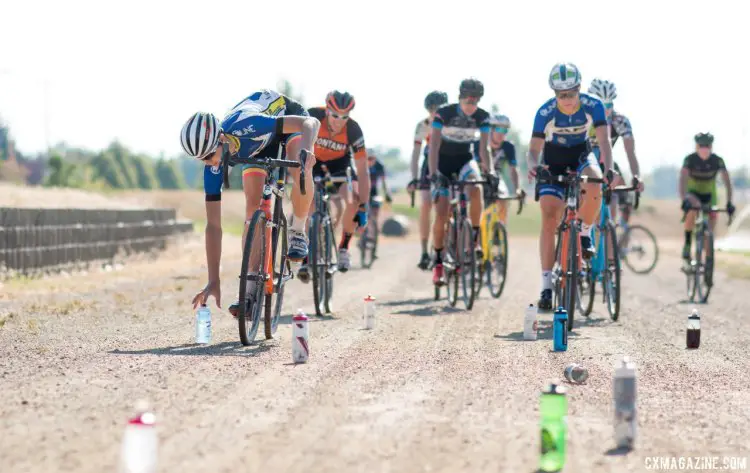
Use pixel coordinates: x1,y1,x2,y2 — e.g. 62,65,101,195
604,221,621,321
310,213,326,316
697,227,714,303
265,213,288,339
239,210,266,346
323,219,335,314
459,219,476,310
620,224,659,274
445,219,459,308
487,222,508,299
564,225,578,332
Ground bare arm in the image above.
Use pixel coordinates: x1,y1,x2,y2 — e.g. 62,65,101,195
527,137,545,174
282,116,320,152
679,168,689,201
478,132,493,175
205,200,222,283
720,168,733,204
411,142,422,181
356,158,370,204
428,127,442,177
509,165,520,193
622,136,640,178
595,125,613,171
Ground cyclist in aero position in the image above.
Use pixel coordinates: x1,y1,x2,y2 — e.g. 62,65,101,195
409,91,450,270
182,89,320,311
429,78,494,285
472,114,522,222
587,78,644,221
528,63,615,311
297,90,370,280
366,149,392,259
679,132,735,260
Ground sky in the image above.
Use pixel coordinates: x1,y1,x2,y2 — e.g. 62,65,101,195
1,0,748,172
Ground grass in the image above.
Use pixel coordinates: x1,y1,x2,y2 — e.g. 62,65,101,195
717,250,750,280
192,218,245,237
0,312,15,329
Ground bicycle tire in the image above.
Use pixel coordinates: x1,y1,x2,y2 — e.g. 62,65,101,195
238,210,266,346
488,222,508,299
698,226,714,303
583,256,595,316
310,213,326,316
564,224,578,332
604,221,621,321
459,219,476,310
620,224,659,274
323,219,335,314
265,213,288,339
446,219,459,308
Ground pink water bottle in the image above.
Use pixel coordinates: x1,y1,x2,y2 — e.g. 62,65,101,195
292,308,309,363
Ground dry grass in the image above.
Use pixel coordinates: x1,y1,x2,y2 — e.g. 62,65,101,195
0,312,16,329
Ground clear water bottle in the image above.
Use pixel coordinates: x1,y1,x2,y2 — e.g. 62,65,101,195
363,294,376,330
687,308,701,349
613,356,637,449
292,308,309,363
195,304,211,344
118,402,157,473
552,307,568,351
524,304,538,340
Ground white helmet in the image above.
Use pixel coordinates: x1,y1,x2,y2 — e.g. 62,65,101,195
180,112,221,159
588,78,617,103
490,114,511,128
548,63,582,91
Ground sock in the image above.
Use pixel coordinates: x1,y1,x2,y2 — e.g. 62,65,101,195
435,248,443,264
421,239,428,255
684,231,692,248
290,215,306,232
581,223,592,239
340,232,352,250
542,271,553,291
473,226,480,244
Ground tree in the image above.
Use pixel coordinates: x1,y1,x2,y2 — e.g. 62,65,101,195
131,154,157,189
107,141,138,188
155,159,187,189
91,151,125,189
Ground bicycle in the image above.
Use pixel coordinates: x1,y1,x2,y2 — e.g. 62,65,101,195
582,183,640,321
535,168,606,332
616,199,659,274
681,203,733,303
433,175,487,310
308,165,353,316
220,142,307,345
475,185,525,299
357,195,383,269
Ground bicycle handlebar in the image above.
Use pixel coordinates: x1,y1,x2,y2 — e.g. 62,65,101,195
680,205,733,224
220,143,307,195
495,193,526,215
609,184,641,210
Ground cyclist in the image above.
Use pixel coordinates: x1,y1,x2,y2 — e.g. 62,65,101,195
679,132,735,260
587,78,644,221
409,91,449,270
365,149,393,259
429,78,494,286
527,63,615,311
183,89,320,312
297,90,370,280
472,114,522,223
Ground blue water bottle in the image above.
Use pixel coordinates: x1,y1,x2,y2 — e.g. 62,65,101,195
553,307,568,351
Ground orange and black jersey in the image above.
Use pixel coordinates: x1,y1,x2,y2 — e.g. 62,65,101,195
308,107,367,162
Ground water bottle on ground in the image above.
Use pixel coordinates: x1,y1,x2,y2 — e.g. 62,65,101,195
195,304,211,344
524,304,538,340
552,307,568,351
687,308,701,349
613,356,637,449
564,363,589,384
363,294,376,330
539,382,567,472
118,401,157,473
292,308,310,363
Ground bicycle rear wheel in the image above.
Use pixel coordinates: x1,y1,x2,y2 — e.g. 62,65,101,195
487,222,508,299
239,210,266,346
459,219,476,310
603,221,621,320
696,227,714,303
620,224,659,274
445,219,459,308
564,224,578,332
310,213,327,316
265,213,288,339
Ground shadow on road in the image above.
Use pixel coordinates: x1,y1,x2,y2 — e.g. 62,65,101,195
379,298,436,307
109,341,273,358
278,314,336,325
605,446,633,456
393,305,463,317
494,320,589,341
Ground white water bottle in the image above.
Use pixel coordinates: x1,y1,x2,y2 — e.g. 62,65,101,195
363,294,376,329
195,304,211,344
613,356,637,449
118,402,158,473
292,308,309,363
524,304,538,340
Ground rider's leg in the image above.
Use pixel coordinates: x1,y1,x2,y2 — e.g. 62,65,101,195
431,191,450,284
538,189,565,310
683,192,702,259
337,181,360,272
286,136,315,261
420,190,432,251
579,158,604,257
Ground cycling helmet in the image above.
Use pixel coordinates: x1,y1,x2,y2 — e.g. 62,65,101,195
424,90,449,110
326,90,355,114
459,78,484,98
588,78,618,103
180,112,221,160
694,132,714,146
490,114,511,128
548,63,582,91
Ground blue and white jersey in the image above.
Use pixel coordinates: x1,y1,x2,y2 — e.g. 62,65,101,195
532,93,607,147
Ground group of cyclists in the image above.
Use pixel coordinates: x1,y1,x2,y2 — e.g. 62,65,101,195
182,62,737,319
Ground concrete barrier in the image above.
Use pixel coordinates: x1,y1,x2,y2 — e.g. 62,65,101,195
382,215,410,237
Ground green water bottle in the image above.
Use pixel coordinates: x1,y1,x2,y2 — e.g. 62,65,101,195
540,382,568,472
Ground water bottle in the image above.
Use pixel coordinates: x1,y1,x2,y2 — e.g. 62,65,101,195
195,304,211,344
613,356,637,449
564,363,589,384
524,304,538,341
687,309,701,349
292,308,309,363
363,294,376,330
118,402,157,473
539,382,567,472
552,307,568,351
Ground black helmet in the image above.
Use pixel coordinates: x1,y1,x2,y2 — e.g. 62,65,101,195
424,91,448,110
694,132,714,146
459,78,484,98
326,90,355,114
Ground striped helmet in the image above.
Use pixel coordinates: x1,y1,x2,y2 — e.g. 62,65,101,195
588,78,618,103
326,90,356,114
548,63,582,91
490,114,511,128
180,112,221,160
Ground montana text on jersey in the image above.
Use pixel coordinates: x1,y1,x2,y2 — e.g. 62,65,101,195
532,93,607,147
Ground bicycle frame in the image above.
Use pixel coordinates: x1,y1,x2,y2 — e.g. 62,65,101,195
589,192,612,282
556,187,583,295
479,195,524,265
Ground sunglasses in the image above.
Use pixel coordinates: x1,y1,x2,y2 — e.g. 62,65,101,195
556,90,579,100
698,144,712,149
604,102,614,109
461,96,480,105
200,143,220,161
328,110,349,120
493,127,509,134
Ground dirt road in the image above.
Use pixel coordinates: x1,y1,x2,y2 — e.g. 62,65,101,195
1,233,749,472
